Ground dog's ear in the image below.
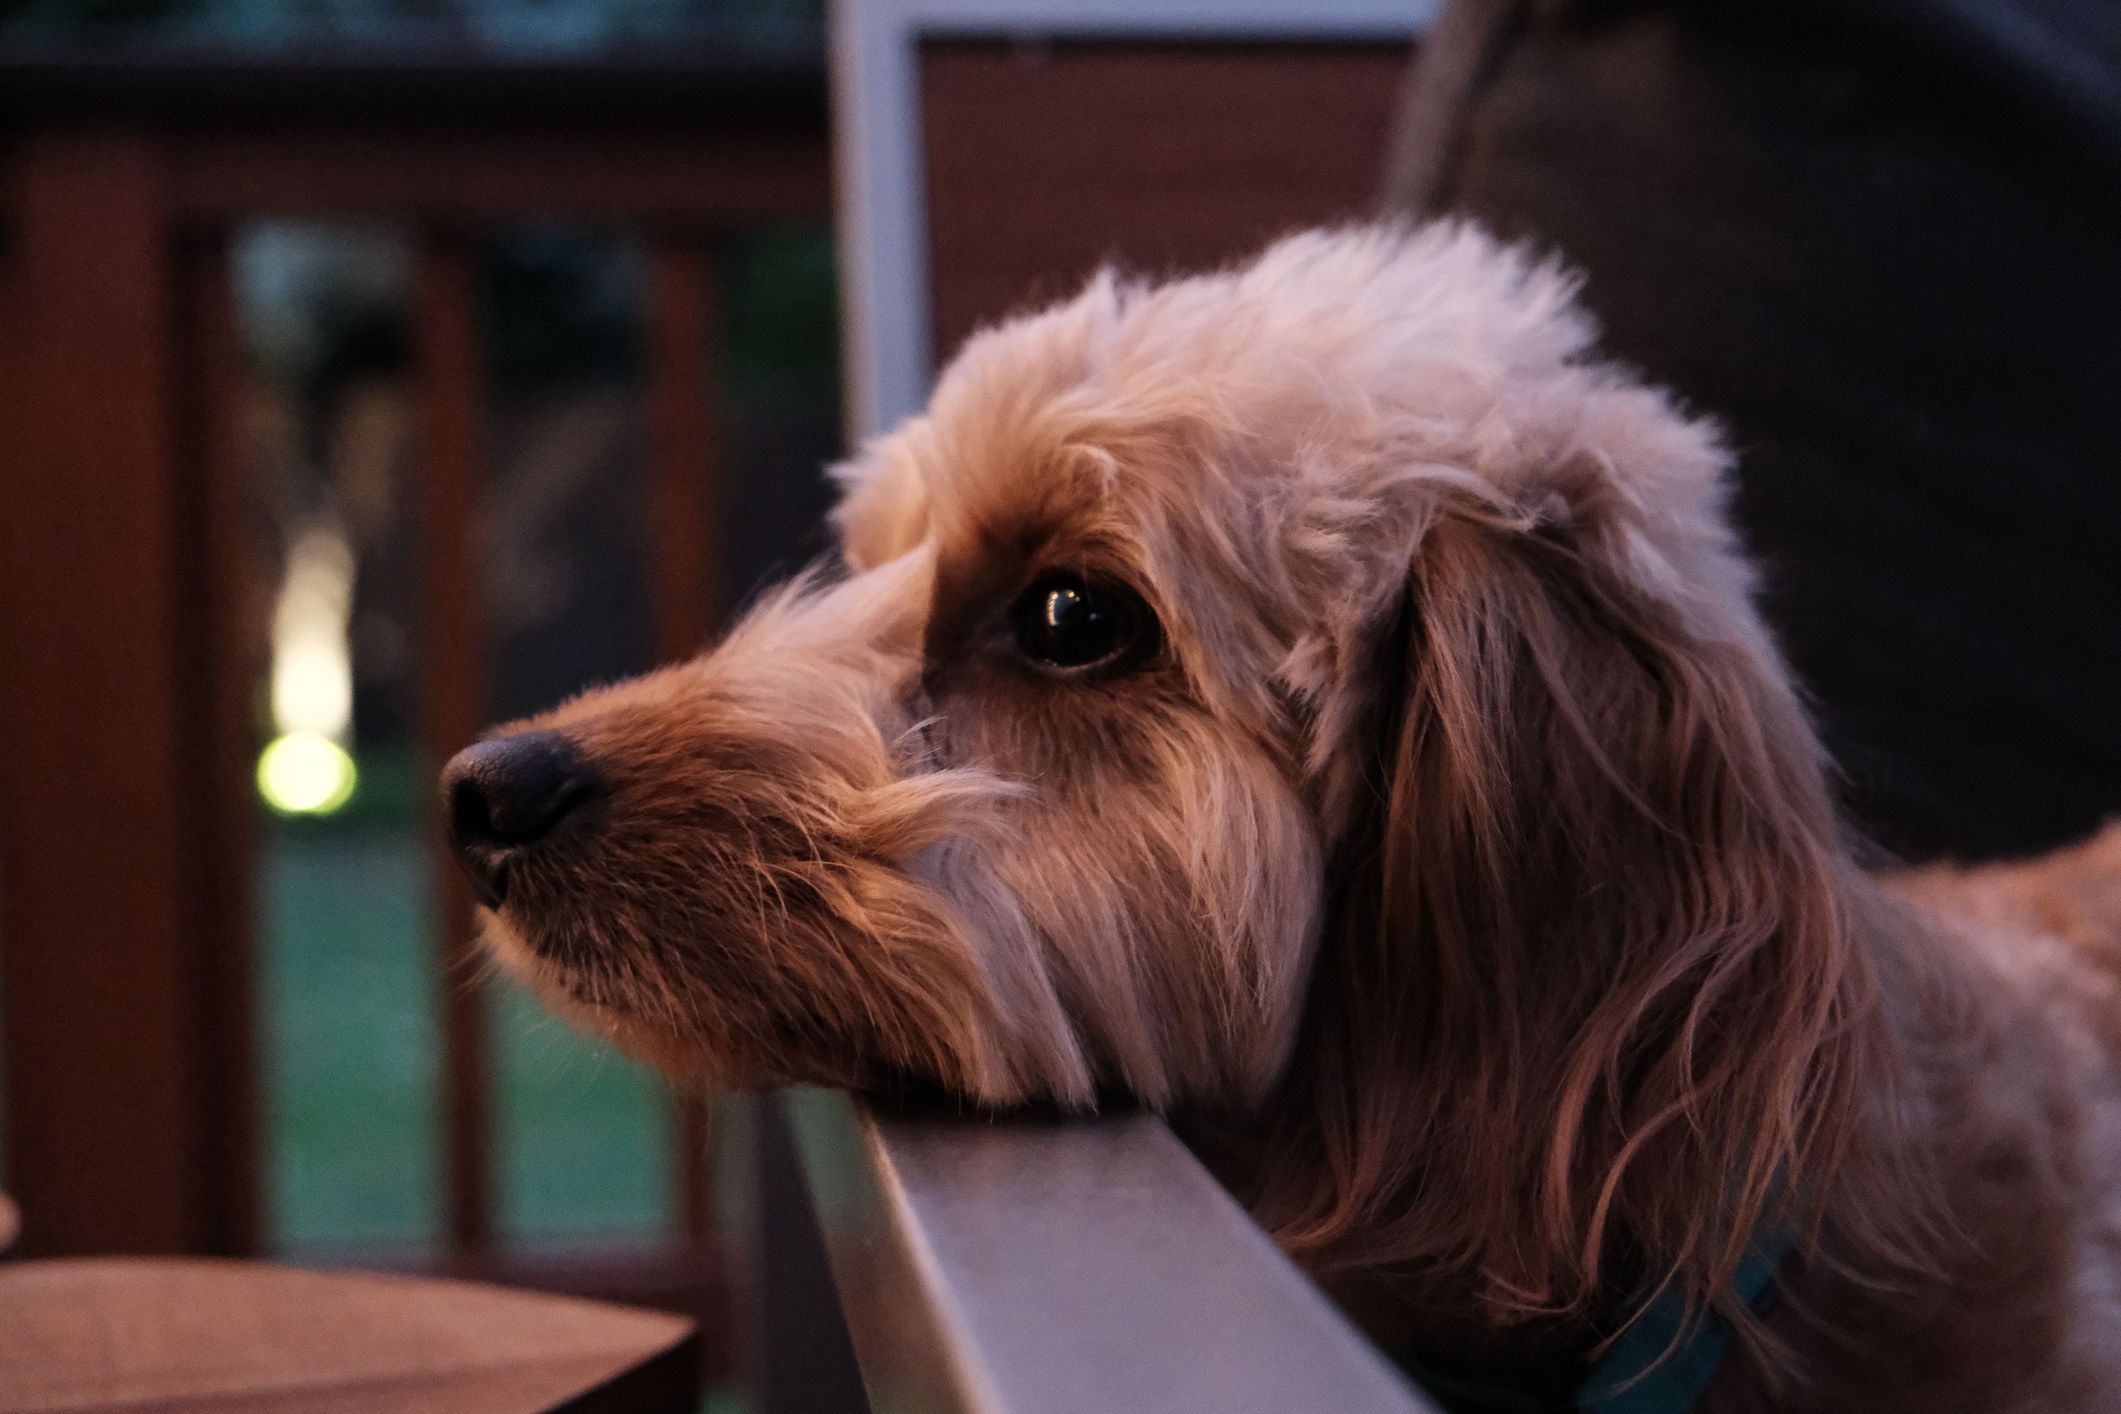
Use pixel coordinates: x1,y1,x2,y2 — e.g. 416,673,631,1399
1257,496,1882,1331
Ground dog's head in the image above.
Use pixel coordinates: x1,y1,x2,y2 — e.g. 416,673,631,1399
450,224,1874,1311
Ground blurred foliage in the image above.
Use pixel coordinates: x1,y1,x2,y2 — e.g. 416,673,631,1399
484,228,645,387
483,226,841,392
0,0,822,51
724,225,840,392
242,223,838,488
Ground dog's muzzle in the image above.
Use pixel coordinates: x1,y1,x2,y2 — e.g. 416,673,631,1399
441,730,599,908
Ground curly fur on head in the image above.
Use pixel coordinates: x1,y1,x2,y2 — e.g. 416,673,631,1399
467,223,2121,1411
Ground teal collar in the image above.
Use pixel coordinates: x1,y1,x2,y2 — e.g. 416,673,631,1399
1405,1239,1790,1414
1575,1239,1789,1413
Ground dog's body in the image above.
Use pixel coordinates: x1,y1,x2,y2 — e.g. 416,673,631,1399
445,225,2121,1410
1834,832,2121,1413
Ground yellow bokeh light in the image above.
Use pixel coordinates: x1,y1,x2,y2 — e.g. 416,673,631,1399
257,732,358,816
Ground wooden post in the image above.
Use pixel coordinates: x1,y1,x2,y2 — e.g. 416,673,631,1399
172,229,265,1257
647,237,725,1245
414,229,495,1255
0,133,256,1256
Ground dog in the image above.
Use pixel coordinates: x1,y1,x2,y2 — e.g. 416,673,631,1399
443,224,2121,1411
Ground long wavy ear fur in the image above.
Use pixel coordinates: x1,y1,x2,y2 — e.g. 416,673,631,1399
1251,492,1892,1351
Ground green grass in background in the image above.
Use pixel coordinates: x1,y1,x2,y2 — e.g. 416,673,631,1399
494,982,665,1240
261,802,670,1252
261,825,440,1247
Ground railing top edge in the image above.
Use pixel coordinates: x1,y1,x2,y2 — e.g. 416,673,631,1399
788,1090,1439,1414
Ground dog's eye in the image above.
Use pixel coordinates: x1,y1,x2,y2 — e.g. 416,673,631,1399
1010,572,1155,672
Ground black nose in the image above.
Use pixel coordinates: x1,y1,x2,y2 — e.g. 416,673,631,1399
441,731,598,907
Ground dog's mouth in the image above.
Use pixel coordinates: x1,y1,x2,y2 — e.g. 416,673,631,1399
455,843,513,911
455,810,610,917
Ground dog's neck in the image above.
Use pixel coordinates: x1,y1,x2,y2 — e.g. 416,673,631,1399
1178,867,1976,1408
1178,1108,1619,1405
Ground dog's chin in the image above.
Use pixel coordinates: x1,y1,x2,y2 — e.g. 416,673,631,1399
477,911,726,1083
477,908,881,1093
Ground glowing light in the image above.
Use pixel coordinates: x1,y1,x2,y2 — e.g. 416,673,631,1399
257,731,358,816
259,523,359,815
272,639,353,741
269,528,356,738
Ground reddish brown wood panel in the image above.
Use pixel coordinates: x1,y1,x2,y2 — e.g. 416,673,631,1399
169,234,265,1256
0,63,827,1303
645,240,726,1244
0,1257,699,1413
0,134,251,1257
920,40,1412,363
413,232,495,1255
647,241,725,664
359,1237,740,1380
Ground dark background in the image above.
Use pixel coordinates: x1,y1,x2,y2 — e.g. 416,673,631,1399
1397,0,2121,864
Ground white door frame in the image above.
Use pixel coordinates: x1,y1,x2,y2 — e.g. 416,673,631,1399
829,0,1439,440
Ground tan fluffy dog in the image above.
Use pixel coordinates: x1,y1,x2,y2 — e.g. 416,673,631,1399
443,225,2121,1411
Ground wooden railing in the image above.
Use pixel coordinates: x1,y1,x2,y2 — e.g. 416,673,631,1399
0,53,829,1354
